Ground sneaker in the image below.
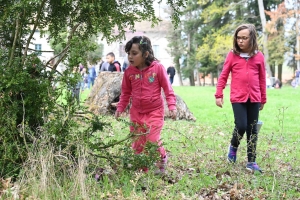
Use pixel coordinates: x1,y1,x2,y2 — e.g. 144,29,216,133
155,155,168,175
227,145,237,163
246,162,262,173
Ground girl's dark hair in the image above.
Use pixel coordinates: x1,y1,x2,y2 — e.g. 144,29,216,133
125,36,157,66
233,24,258,56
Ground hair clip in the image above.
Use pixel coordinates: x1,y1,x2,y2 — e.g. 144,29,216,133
140,40,147,45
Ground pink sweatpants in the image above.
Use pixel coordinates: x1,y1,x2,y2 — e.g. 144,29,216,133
129,107,166,158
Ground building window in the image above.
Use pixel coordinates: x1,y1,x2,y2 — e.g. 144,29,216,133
153,45,159,58
35,44,42,56
119,44,126,57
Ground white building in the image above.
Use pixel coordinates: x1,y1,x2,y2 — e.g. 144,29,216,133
101,20,173,70
30,30,54,63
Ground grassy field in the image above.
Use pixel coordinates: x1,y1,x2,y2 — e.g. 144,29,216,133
7,85,300,199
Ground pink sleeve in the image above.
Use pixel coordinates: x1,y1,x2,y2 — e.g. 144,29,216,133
215,52,232,99
158,64,176,110
259,53,267,104
117,71,131,112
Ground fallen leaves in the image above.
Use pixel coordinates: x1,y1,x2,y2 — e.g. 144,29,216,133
0,177,20,199
196,182,269,200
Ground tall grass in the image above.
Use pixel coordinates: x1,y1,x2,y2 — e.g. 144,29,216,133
2,86,299,199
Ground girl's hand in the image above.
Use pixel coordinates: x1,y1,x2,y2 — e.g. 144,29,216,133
259,103,264,111
216,98,224,108
169,110,177,120
115,111,122,119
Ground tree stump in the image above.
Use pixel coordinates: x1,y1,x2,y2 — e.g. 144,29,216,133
85,72,196,121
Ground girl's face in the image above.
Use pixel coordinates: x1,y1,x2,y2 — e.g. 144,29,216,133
128,44,148,69
237,29,250,53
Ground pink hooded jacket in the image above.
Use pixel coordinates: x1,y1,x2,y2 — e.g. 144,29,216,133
117,61,176,114
215,51,267,104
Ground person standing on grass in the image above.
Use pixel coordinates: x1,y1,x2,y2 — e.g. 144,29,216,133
215,24,266,173
80,67,88,92
115,36,177,174
71,67,81,105
167,65,176,85
106,52,122,72
295,69,300,88
88,64,97,89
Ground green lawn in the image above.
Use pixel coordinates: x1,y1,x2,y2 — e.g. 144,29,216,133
173,85,300,135
96,85,300,198
14,85,300,199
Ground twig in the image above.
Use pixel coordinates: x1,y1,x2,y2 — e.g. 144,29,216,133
97,132,148,149
20,93,29,151
272,171,276,193
8,13,21,68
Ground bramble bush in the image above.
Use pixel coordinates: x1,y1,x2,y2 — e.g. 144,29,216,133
0,51,160,178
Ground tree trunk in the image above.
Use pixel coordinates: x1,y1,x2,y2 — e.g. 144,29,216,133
195,69,201,86
177,69,184,86
189,70,195,86
187,32,195,86
203,71,206,86
257,0,272,78
210,72,214,86
175,56,183,86
270,64,275,77
277,63,282,82
86,72,196,121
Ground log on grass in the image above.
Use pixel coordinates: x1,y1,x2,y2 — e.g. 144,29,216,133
85,72,196,121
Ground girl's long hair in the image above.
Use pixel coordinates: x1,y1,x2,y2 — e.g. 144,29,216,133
125,36,157,66
233,24,258,56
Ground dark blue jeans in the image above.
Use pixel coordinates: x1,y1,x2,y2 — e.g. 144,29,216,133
169,76,174,85
88,77,95,89
231,99,260,162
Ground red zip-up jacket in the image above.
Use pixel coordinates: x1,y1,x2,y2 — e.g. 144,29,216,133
117,61,176,113
215,51,267,104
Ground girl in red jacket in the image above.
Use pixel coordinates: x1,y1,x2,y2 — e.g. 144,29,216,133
215,24,266,173
115,36,177,174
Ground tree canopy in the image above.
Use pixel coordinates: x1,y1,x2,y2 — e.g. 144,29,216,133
167,0,287,85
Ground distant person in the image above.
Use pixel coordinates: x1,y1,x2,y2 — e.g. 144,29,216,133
100,61,109,72
122,55,129,71
167,65,176,85
98,59,104,72
71,67,81,104
80,68,88,92
79,63,84,72
106,52,121,72
88,64,97,89
115,36,177,174
215,24,266,173
273,79,282,89
295,69,300,88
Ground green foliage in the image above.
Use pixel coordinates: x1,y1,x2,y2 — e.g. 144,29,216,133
50,33,104,66
0,52,56,177
196,31,232,74
167,26,185,79
86,39,104,64
119,141,160,171
268,33,287,66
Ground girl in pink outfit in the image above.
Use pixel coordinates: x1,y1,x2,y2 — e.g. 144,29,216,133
115,36,177,173
215,24,266,173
